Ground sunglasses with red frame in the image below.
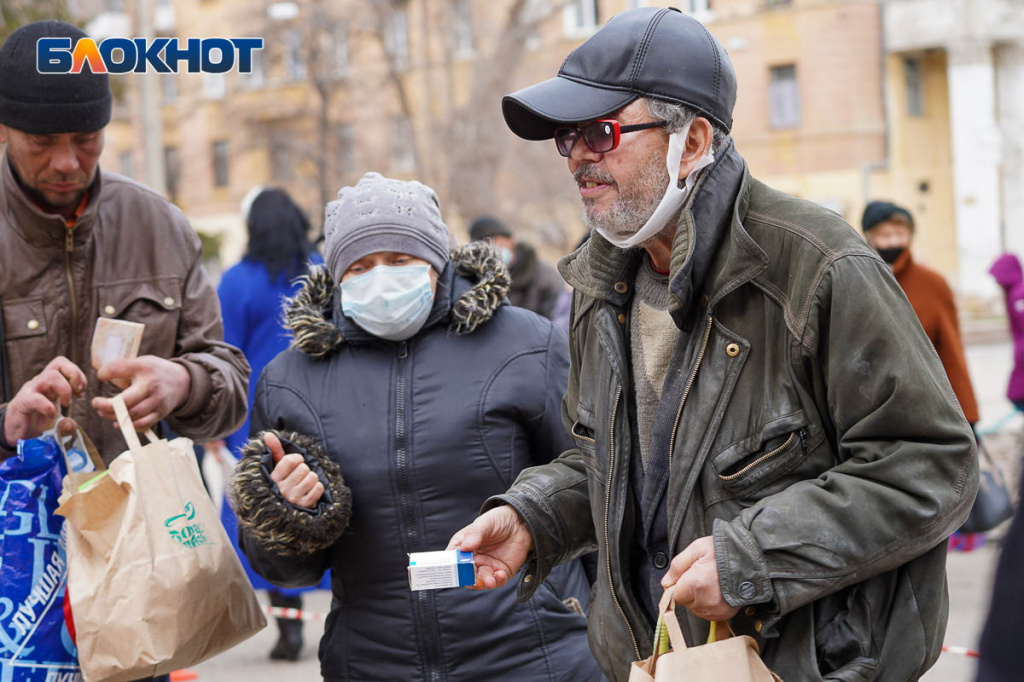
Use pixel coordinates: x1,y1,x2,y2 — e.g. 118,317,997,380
553,119,668,157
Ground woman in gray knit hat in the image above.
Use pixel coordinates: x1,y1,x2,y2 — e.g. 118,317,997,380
230,172,601,680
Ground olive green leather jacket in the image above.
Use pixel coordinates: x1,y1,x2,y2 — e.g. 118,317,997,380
487,143,978,682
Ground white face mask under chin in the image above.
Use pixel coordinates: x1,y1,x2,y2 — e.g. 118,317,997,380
594,124,715,250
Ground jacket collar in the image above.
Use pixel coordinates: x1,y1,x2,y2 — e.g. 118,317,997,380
558,141,765,324
0,153,102,250
285,242,511,358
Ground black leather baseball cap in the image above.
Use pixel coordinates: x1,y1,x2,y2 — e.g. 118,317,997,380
503,7,737,140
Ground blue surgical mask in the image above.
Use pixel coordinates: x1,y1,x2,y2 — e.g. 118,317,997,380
340,264,434,341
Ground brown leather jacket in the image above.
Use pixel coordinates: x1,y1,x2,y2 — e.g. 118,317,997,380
0,157,249,462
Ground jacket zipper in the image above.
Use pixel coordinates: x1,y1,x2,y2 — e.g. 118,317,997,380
605,386,641,660
64,230,79,367
394,341,442,682
718,433,797,482
667,316,714,473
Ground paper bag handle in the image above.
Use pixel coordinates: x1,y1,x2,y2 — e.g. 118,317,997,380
56,417,107,473
648,586,689,669
650,588,736,666
112,393,158,452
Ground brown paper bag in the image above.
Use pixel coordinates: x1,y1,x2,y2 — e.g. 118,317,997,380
56,394,266,681
629,587,782,682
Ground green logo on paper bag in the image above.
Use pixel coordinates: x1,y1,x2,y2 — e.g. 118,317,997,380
164,501,212,549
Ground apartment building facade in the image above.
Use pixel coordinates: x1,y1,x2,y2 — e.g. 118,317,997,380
77,0,1006,301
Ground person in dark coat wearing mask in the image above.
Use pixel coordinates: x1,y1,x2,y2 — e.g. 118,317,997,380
469,216,569,323
230,173,600,681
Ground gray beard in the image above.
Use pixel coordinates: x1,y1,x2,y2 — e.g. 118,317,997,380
579,147,669,244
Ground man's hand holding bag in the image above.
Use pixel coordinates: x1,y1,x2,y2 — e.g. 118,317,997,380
629,587,782,682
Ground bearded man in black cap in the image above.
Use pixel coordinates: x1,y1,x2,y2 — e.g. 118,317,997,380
0,21,248,464
449,7,978,681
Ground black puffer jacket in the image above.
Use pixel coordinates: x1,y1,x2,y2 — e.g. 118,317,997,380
235,245,600,681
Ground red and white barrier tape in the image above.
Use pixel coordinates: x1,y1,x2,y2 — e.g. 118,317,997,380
264,605,983,659
264,605,328,622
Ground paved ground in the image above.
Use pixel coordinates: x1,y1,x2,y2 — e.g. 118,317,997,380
190,341,1020,681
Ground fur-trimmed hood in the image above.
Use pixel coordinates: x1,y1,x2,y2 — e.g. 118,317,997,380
285,241,510,359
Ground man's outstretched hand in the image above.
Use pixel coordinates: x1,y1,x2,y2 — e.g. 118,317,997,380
447,506,534,589
3,357,86,445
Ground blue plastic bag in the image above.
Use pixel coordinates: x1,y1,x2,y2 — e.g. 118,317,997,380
0,431,86,681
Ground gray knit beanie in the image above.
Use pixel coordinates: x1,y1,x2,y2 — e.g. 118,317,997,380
324,172,450,282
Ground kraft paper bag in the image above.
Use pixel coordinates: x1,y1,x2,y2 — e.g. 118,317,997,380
629,587,782,682
56,394,266,681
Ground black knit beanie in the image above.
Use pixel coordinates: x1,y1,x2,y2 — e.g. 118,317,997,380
0,21,112,134
862,201,914,233
468,216,513,242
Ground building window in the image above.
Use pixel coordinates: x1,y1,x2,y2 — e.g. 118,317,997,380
119,150,134,179
164,146,180,203
451,0,474,58
769,64,800,129
330,26,349,77
384,7,410,71
203,71,226,100
392,118,415,172
904,57,925,116
629,0,648,7
212,140,230,187
161,73,177,105
335,123,356,175
766,0,791,6
240,49,265,89
688,0,710,12
563,0,598,36
269,133,294,182
285,29,307,82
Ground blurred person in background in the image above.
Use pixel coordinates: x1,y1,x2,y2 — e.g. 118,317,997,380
216,186,324,661
861,201,980,426
989,254,1024,412
976,253,1024,680
469,215,570,326
862,201,984,551
230,173,601,681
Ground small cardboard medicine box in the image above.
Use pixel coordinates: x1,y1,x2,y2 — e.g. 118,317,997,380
408,550,475,591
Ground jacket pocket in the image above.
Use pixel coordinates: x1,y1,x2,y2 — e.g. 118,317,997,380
2,296,50,391
96,277,183,359
571,420,604,484
713,413,809,494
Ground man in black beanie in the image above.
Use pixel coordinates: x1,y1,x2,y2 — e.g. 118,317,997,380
468,215,569,326
0,12,251,561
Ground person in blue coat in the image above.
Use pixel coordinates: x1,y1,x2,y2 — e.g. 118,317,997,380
216,187,324,661
229,173,601,681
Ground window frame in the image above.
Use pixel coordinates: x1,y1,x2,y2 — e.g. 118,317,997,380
768,63,801,130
